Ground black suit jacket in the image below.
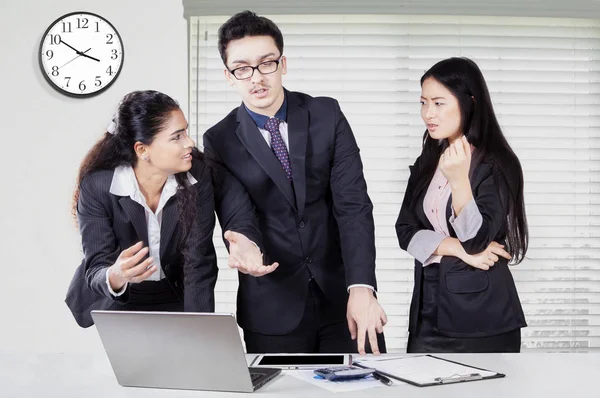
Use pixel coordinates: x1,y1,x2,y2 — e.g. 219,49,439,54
204,90,377,335
65,158,218,327
396,156,527,338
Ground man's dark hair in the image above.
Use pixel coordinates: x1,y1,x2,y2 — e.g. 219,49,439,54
218,10,284,65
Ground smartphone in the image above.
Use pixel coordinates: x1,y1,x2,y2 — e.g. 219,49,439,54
251,354,352,370
314,366,375,381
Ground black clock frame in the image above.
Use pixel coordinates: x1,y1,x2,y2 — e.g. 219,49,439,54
38,11,125,98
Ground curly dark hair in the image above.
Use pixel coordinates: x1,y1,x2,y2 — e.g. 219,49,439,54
72,90,205,260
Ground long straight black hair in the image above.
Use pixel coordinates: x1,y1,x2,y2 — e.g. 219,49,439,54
413,57,528,264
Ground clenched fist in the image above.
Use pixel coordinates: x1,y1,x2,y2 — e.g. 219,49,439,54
440,135,471,184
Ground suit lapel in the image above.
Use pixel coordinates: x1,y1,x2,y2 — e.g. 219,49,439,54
410,169,434,231
446,193,453,234
416,193,434,231
118,189,179,259
235,106,296,209
118,197,149,246
287,92,308,219
160,198,178,258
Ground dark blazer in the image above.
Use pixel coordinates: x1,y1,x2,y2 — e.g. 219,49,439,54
204,90,377,335
65,158,218,328
396,156,527,338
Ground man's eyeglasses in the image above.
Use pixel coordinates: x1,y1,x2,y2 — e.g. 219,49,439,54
228,57,282,80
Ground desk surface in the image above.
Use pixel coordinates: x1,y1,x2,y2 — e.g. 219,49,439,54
2,352,598,398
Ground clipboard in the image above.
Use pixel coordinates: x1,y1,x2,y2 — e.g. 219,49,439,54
354,354,505,387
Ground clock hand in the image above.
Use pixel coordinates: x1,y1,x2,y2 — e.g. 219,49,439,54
60,40,83,54
58,48,91,69
59,40,99,62
80,52,100,62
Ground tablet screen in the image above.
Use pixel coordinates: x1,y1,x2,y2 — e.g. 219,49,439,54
256,354,346,366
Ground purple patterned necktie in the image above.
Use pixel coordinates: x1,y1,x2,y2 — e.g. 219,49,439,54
264,117,292,181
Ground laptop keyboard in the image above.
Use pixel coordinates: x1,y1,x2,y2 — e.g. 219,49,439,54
249,368,281,391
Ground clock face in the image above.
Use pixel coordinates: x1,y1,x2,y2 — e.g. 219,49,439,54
39,12,124,97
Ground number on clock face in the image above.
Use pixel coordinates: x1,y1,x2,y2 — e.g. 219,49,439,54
39,12,124,97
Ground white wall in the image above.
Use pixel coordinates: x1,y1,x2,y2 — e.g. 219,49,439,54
0,0,188,353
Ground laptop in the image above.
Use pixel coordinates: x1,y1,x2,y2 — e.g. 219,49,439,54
91,311,281,392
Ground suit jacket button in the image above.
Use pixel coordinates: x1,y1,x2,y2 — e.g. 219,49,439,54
305,256,313,264
298,220,306,229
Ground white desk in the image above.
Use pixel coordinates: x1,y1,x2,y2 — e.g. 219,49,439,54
2,352,598,398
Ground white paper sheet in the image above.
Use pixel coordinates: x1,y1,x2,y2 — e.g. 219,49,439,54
286,370,401,393
355,355,498,385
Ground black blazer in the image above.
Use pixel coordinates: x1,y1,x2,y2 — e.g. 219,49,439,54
65,158,218,327
204,90,377,335
396,156,527,338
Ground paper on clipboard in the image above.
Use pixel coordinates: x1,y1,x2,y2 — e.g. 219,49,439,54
354,355,500,386
353,354,413,362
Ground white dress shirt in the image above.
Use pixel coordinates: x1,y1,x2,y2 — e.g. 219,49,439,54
105,165,197,296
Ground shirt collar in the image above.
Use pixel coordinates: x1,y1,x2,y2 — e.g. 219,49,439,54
109,165,197,202
244,92,287,129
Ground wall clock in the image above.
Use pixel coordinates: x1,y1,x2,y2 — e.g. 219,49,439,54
39,11,124,97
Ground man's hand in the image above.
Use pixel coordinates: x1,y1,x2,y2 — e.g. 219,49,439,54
224,230,279,277
346,287,388,355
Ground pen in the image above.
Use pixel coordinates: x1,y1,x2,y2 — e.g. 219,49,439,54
372,371,393,386
434,373,482,384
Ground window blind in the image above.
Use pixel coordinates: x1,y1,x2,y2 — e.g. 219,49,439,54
189,14,600,352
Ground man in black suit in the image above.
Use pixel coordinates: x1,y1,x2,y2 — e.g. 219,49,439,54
204,11,387,354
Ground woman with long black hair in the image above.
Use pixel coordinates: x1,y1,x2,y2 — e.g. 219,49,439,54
396,58,529,352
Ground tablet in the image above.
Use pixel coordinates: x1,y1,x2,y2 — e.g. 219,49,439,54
250,354,352,369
